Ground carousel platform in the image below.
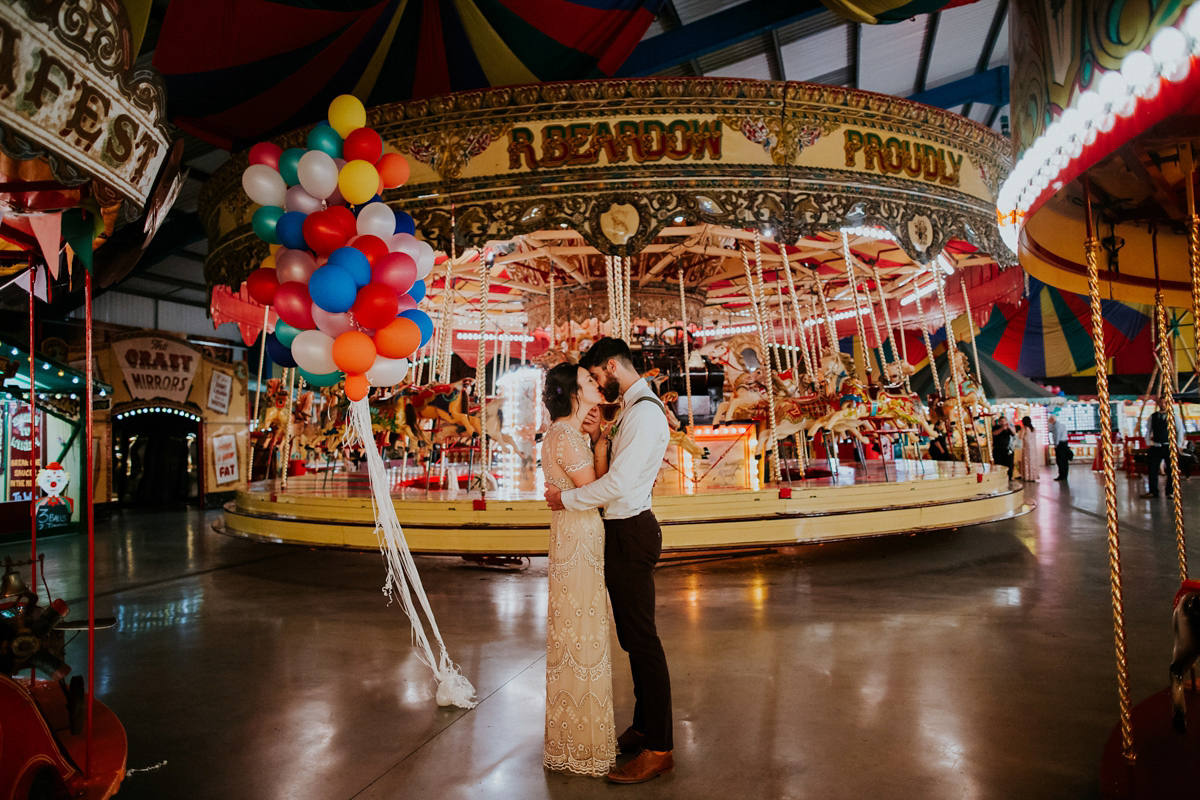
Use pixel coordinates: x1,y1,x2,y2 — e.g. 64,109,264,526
217,460,1028,554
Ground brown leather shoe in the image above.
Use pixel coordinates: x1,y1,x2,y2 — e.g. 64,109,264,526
606,749,674,784
616,726,646,755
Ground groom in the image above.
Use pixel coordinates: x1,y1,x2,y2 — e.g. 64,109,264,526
544,337,674,784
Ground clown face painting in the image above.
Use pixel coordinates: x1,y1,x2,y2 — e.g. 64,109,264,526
35,462,74,529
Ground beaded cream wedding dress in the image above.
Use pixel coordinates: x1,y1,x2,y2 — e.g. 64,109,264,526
542,421,617,777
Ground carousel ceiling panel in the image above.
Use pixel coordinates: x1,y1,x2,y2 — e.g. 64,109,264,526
925,0,1002,87
779,25,851,82
858,16,928,96
704,52,775,80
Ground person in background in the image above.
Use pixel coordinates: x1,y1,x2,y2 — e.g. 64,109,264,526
1141,396,1185,499
1019,416,1040,483
992,416,1015,481
1050,414,1071,482
929,420,953,461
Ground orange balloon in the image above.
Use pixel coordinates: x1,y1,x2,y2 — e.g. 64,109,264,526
344,374,369,401
375,317,421,359
377,153,411,188
332,330,376,374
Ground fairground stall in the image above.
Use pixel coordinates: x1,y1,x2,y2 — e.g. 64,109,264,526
201,77,1029,555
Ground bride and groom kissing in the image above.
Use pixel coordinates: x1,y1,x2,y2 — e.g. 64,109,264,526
540,337,675,784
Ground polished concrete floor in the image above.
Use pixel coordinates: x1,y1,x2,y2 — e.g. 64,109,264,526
5,464,1197,799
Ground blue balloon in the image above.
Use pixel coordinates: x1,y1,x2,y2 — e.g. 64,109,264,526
393,210,416,235
297,368,344,387
276,211,308,250
265,332,296,368
274,320,302,347
309,264,358,313
278,147,305,186
407,279,426,304
306,124,342,158
400,308,433,346
326,246,371,288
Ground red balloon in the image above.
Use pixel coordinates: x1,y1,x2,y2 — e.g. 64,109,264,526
377,153,410,189
344,373,369,402
352,234,389,266
343,128,383,164
245,267,280,305
352,283,400,330
249,142,283,170
395,294,418,313
371,251,417,295
326,205,358,241
302,211,348,256
375,317,421,360
333,331,376,374
274,282,316,329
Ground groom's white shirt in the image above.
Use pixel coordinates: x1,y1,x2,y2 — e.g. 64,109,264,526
560,377,670,520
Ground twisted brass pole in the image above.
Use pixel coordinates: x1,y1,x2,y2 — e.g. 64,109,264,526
781,246,815,378
842,232,872,379
476,257,492,500
679,271,694,429
1183,144,1199,392
913,271,940,390
961,277,994,463
743,242,782,484
1084,180,1134,763
935,263,970,470
1155,293,1188,583
548,270,556,350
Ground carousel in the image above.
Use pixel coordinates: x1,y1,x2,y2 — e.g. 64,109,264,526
201,77,1029,556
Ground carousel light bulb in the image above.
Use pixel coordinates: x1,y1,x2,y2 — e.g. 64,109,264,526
1083,127,1098,146
41,362,49,370
1097,112,1117,132
9,347,16,355
1120,50,1156,91
1187,4,1200,46
1068,139,1084,158
72,376,79,383
1098,70,1130,103
674,215,685,223
1150,26,1187,68
1077,90,1104,121
1060,107,1085,138
1165,58,1192,82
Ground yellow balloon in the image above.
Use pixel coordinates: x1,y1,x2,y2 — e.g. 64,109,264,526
328,94,366,138
268,243,281,255
338,159,379,205
262,253,276,270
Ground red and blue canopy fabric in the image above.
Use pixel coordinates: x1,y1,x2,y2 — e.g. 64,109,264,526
974,276,1152,378
818,0,979,25
153,0,664,149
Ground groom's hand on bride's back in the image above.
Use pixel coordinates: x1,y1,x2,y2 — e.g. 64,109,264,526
545,482,565,510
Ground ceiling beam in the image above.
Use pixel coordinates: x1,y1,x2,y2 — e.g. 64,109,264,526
962,0,1010,119
914,12,941,95
619,0,826,77
909,65,1009,110
850,23,861,89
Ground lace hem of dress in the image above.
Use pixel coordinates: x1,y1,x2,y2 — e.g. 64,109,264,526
543,752,616,777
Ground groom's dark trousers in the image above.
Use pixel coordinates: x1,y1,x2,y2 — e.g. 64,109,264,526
604,509,673,751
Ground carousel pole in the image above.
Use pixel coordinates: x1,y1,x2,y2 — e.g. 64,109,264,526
252,305,269,427
280,367,297,489
934,261,971,471
605,256,617,336
84,268,95,776
1080,179,1134,762
895,300,913,394
912,270,940,391
476,256,492,501
814,269,838,356
1183,144,1199,385
742,238,782,485
961,277,994,464
548,270,556,350
842,232,872,382
780,244,813,476
754,233,781,373
624,256,633,340
1151,229,1187,582
679,271,694,429
873,266,899,374
806,297,821,376
27,256,37,616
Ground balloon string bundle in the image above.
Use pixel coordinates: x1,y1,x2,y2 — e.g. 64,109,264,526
348,397,477,708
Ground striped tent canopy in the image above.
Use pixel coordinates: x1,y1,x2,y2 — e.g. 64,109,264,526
153,0,664,148
974,276,1153,378
818,0,980,25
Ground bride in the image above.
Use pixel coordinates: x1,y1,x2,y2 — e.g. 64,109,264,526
541,362,617,776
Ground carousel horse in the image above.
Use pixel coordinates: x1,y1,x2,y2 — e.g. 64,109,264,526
1171,581,1200,732
406,378,483,441
873,360,935,437
371,388,429,454
808,375,871,444
696,334,766,393
533,348,571,369
260,379,316,453
482,395,530,466
659,390,705,458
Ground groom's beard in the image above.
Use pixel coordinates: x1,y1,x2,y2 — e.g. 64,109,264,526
601,375,621,403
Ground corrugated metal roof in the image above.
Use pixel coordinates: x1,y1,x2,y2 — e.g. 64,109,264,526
858,16,928,97
672,0,749,25
776,11,845,46
696,34,771,74
988,15,1010,69
927,0,1002,87
781,24,851,82
705,51,774,80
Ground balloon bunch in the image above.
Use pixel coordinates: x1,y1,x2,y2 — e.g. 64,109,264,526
240,95,435,401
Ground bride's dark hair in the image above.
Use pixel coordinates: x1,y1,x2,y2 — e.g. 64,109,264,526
543,362,582,420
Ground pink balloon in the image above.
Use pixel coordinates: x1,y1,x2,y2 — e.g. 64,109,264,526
274,282,316,329
285,184,324,215
388,232,421,259
396,294,418,313
276,248,318,284
249,142,283,169
311,304,358,338
372,251,418,296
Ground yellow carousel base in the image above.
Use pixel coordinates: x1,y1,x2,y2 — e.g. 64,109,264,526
218,461,1028,555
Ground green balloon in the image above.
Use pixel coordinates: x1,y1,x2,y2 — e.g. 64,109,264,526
306,124,343,159
278,147,305,186
274,320,302,347
252,206,284,243
297,368,343,387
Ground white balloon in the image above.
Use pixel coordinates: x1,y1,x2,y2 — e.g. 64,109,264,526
357,202,396,239
291,329,337,374
415,241,435,281
285,184,323,215
242,164,286,207
366,356,409,387
297,150,339,199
